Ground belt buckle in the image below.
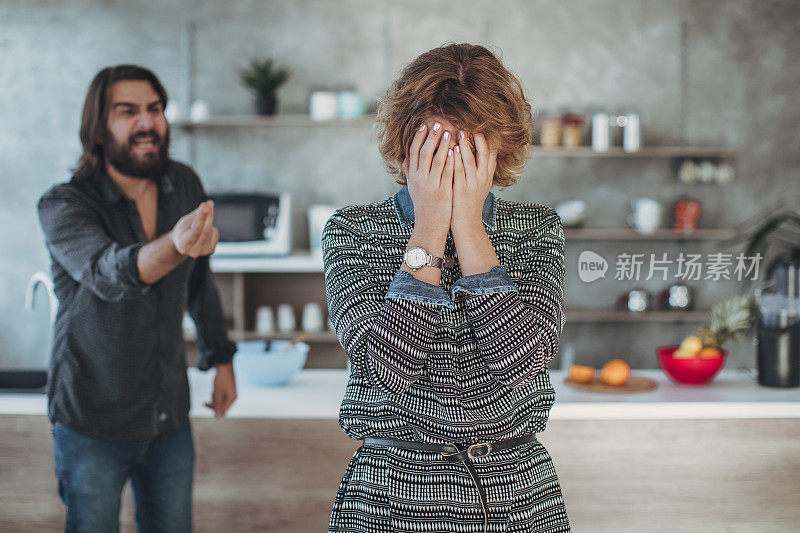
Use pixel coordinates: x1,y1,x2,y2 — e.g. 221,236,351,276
467,442,492,459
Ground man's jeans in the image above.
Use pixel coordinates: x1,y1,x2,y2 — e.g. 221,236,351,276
52,421,194,533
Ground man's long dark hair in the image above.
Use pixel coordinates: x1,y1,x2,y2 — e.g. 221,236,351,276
73,65,168,185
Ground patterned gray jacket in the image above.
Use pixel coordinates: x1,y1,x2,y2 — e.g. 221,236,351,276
322,186,566,444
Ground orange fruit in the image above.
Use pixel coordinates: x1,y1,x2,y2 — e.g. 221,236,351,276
569,365,596,384
601,359,630,386
699,347,723,358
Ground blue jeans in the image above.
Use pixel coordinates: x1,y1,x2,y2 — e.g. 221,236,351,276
52,421,194,533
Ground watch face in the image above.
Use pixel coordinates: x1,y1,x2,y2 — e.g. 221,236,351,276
406,247,428,268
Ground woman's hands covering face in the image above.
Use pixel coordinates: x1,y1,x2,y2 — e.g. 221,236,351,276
402,121,496,234
402,121,455,234
452,131,497,230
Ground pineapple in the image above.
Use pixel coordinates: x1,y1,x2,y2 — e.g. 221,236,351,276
708,294,753,346
678,295,753,357
693,325,718,348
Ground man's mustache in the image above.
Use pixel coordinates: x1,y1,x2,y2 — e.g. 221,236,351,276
129,130,162,145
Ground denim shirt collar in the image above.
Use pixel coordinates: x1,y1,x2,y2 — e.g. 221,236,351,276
99,166,176,206
393,186,497,231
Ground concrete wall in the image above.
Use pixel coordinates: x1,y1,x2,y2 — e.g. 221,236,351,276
2,0,798,369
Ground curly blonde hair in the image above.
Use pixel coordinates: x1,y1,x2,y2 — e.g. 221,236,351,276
377,43,533,187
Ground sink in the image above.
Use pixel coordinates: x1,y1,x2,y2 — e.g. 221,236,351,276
0,370,47,393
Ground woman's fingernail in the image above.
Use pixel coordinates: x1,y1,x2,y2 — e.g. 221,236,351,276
433,122,441,131
419,124,426,132
448,148,453,157
459,131,465,139
443,131,450,140
455,145,461,154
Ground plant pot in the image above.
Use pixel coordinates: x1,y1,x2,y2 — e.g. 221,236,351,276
255,94,277,115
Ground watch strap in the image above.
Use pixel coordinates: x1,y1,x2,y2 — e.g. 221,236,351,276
427,254,443,269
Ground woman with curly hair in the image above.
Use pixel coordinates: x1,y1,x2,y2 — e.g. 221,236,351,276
322,43,571,532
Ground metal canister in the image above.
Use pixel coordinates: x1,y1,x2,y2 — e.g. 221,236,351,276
622,113,641,152
775,262,799,299
666,283,694,310
626,288,651,312
591,113,610,152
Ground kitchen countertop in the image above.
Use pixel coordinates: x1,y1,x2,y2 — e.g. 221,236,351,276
1,369,798,420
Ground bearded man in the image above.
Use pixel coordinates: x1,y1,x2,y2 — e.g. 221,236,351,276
37,65,237,532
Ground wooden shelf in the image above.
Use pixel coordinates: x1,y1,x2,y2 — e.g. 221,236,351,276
530,146,739,158
186,312,711,347
185,312,713,345
566,309,710,322
233,330,339,343
209,227,738,275
564,228,737,241
210,253,324,273
172,114,375,128
171,116,738,160
186,330,339,344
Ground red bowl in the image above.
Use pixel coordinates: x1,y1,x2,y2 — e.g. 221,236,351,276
656,345,727,385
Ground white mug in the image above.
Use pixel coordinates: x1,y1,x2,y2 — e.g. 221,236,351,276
164,102,184,122
309,91,338,121
255,306,275,335
276,304,296,333
189,100,211,122
697,160,717,183
627,197,662,234
308,205,337,256
302,302,324,333
678,160,698,184
182,312,197,337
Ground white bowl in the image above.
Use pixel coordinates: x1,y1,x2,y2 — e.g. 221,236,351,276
555,199,587,227
234,340,309,387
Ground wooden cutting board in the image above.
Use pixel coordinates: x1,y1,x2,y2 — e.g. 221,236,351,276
564,376,658,394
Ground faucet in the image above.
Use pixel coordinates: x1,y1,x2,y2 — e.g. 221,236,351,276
25,271,58,326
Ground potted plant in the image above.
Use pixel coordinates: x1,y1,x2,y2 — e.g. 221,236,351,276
239,58,290,116
722,206,800,290
743,210,800,290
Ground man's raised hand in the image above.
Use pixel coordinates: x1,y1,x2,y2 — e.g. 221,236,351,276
170,200,220,258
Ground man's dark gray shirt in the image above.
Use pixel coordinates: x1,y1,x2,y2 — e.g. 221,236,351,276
37,161,235,442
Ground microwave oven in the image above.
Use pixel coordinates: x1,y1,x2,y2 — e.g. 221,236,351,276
208,192,291,256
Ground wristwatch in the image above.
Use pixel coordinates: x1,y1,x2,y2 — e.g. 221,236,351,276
403,246,443,271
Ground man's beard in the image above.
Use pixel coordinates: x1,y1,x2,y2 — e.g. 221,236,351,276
104,127,170,180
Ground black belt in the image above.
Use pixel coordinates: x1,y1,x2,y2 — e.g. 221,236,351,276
362,434,538,533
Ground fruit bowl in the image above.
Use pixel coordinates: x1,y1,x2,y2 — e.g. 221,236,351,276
656,345,727,385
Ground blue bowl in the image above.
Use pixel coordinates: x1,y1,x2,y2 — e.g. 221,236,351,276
234,340,309,387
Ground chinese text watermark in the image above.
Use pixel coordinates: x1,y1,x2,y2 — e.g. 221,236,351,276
578,251,762,283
